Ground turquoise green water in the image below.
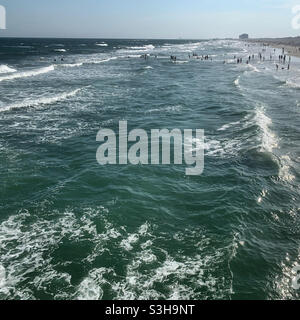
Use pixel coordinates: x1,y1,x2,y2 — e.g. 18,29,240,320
0,38,299,300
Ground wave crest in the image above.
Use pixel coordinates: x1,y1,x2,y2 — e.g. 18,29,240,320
0,65,54,82
0,88,82,113
0,65,17,74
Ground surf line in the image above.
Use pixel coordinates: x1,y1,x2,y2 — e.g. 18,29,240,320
96,121,204,176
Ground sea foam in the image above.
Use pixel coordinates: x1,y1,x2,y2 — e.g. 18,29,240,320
96,43,108,47
254,106,278,153
0,65,54,82
0,88,81,113
0,64,17,74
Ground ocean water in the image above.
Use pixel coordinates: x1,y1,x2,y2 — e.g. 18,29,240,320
0,38,299,300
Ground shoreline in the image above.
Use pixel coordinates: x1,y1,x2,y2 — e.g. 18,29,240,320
247,38,300,58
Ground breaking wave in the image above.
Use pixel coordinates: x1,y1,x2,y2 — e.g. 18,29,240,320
0,65,17,74
0,88,82,113
0,65,54,82
96,43,108,47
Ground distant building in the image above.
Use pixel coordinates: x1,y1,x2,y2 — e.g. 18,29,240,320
239,34,249,40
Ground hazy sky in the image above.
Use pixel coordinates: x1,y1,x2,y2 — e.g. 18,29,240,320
0,0,300,38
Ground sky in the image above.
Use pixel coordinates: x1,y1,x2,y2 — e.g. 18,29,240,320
0,0,300,38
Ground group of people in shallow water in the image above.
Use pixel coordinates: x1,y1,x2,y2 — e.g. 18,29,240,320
232,46,292,71
147,47,293,72
51,44,294,71
140,53,213,62
172,54,212,61
188,53,212,61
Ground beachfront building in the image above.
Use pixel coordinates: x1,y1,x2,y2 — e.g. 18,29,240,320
239,33,249,40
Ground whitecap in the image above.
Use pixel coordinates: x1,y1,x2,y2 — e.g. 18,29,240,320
226,59,236,64
147,105,183,114
122,54,143,58
234,76,240,88
172,60,189,64
77,268,109,300
0,65,54,82
0,88,82,113
59,62,83,68
254,106,278,153
95,43,108,47
218,120,241,131
0,207,112,299
248,64,260,73
120,234,139,251
127,44,155,51
285,80,300,89
82,56,118,64
279,155,295,182
0,208,231,300
257,189,267,204
0,64,17,74
0,265,6,291
119,223,150,251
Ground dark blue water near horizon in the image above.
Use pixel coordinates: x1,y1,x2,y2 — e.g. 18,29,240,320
0,38,299,300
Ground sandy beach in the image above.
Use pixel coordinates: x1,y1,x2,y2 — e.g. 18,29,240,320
247,37,300,58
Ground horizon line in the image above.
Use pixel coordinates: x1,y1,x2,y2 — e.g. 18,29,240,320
0,35,299,40
0,36,237,40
